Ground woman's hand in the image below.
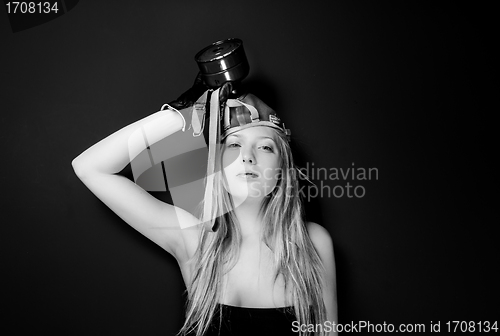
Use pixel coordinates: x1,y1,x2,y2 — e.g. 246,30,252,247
168,72,210,110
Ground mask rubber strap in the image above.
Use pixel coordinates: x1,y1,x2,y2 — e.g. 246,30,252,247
202,88,221,231
237,100,260,122
191,90,209,137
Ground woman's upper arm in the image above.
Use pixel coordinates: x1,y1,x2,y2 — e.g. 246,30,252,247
307,222,338,329
74,169,200,261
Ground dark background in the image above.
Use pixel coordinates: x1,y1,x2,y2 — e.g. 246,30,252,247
0,1,495,335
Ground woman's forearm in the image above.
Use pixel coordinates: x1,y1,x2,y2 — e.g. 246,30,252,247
72,109,185,177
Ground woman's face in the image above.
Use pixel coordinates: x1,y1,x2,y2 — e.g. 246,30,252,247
221,126,281,203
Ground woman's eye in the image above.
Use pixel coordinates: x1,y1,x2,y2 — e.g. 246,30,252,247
260,145,273,152
228,143,240,148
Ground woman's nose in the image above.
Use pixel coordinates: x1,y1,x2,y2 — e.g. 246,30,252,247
241,148,255,164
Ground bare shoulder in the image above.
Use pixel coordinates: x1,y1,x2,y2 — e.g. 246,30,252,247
306,221,334,259
306,221,338,325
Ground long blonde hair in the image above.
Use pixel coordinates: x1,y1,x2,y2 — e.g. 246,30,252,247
178,129,327,336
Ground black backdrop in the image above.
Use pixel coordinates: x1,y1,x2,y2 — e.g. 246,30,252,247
1,1,495,335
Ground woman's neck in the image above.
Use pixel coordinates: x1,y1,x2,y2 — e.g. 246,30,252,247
233,198,265,241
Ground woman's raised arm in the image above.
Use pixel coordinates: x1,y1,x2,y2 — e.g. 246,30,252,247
71,108,200,262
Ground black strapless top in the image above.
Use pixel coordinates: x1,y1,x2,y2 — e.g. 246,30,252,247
190,303,297,336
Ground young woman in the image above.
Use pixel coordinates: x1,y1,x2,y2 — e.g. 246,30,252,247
72,79,337,336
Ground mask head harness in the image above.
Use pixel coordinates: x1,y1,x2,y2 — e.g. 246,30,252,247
188,90,291,231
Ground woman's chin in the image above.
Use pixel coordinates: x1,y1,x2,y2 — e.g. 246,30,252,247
226,183,275,206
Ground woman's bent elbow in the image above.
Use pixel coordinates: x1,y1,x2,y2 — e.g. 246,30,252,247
71,158,88,178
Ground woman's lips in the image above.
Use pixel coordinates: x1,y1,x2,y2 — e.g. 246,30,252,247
237,172,259,179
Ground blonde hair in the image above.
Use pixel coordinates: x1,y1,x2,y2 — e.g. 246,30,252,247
178,129,327,336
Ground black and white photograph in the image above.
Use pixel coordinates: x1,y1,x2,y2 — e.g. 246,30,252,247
1,1,494,335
